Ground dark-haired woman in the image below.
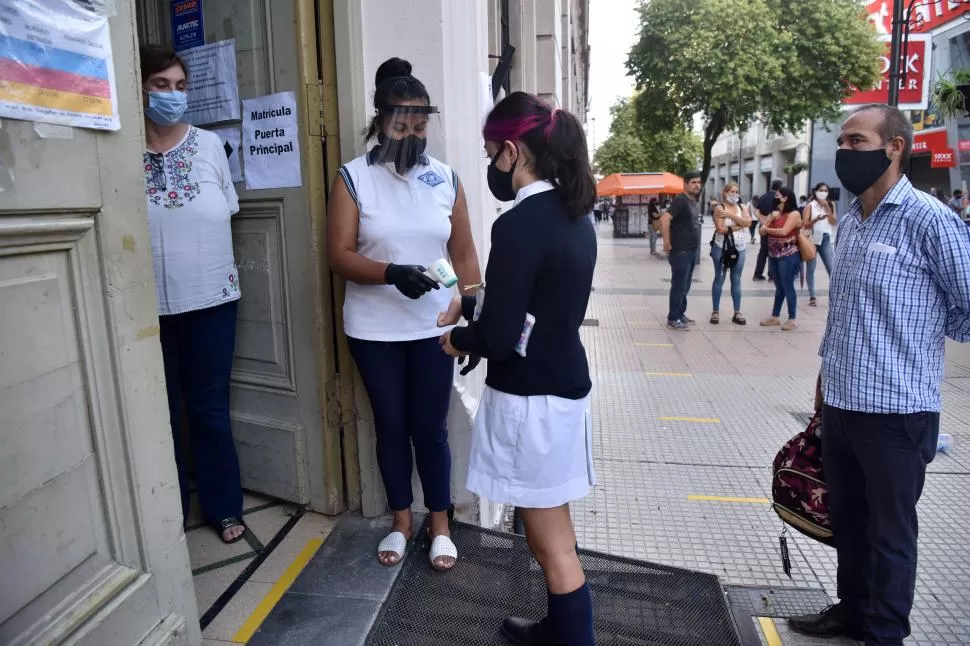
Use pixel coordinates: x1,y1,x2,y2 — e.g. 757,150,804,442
439,92,597,646
760,187,802,331
801,183,837,307
327,57,481,571
139,45,246,543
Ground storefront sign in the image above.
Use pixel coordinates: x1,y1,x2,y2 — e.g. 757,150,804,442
912,128,948,154
171,0,205,52
843,35,931,110
867,0,968,36
242,91,302,190
931,149,956,168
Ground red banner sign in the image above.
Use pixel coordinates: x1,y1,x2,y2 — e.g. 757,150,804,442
931,149,956,168
912,128,949,154
867,0,967,36
843,36,932,110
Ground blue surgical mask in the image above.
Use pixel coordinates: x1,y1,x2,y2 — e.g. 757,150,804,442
145,90,188,126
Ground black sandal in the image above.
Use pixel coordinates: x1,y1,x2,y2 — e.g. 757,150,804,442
732,312,747,325
710,311,720,324
218,517,248,544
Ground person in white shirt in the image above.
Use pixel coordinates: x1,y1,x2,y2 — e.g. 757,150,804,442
801,183,838,307
140,45,246,544
327,58,481,572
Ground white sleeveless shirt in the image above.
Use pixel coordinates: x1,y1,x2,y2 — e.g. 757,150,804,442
338,152,458,341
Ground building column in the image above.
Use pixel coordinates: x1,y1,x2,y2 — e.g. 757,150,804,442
509,0,538,93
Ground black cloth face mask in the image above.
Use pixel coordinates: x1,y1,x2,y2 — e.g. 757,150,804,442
835,148,892,196
376,133,427,170
487,148,517,202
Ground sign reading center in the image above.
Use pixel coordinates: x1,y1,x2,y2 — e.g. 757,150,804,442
843,35,931,110
242,91,302,190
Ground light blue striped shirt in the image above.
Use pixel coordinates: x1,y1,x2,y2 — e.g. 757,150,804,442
820,176,970,413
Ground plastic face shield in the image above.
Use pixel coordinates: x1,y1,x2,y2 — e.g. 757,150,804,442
372,104,443,172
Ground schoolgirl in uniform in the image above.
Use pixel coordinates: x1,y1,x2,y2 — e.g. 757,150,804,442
328,57,481,571
440,92,598,645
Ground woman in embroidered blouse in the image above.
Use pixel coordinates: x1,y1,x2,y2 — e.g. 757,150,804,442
140,45,247,544
760,187,802,331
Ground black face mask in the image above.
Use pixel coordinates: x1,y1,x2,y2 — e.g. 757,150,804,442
835,148,892,196
487,148,517,202
377,133,427,170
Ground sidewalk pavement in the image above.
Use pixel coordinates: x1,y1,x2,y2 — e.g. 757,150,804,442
574,223,970,645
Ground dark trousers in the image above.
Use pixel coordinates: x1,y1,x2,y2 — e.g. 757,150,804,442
754,235,772,279
348,336,454,512
769,254,800,319
667,249,696,322
160,300,243,526
822,405,939,645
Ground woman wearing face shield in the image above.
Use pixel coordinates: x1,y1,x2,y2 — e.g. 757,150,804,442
327,58,482,571
439,92,598,646
139,45,247,544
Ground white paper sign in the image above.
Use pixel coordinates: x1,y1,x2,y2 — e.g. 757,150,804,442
210,126,243,183
242,91,302,190
182,39,240,125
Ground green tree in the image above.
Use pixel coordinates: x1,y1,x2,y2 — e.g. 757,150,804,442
594,96,702,176
626,0,882,184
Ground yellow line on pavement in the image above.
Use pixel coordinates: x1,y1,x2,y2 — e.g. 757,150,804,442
688,495,771,504
232,538,324,643
758,616,783,646
635,342,673,347
645,371,692,377
659,416,720,423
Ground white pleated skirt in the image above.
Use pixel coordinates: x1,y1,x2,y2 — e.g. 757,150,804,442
466,386,595,509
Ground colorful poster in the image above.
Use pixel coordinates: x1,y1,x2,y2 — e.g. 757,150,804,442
242,92,302,190
0,0,119,131
182,40,240,125
171,0,205,52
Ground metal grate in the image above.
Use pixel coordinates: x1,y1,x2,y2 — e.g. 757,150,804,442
365,521,742,646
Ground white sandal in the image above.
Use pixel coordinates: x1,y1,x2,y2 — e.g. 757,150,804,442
429,534,458,572
377,531,408,566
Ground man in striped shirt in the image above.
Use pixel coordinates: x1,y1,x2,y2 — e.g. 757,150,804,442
789,105,970,645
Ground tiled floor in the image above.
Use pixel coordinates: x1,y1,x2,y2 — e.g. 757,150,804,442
184,492,337,645
573,222,970,645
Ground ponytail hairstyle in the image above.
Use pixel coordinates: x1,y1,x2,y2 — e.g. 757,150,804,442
483,92,596,221
365,57,431,141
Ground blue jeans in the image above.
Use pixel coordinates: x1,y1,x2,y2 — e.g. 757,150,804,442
348,336,454,512
823,405,938,645
806,233,834,298
667,249,696,322
160,300,243,526
710,246,746,312
769,254,800,319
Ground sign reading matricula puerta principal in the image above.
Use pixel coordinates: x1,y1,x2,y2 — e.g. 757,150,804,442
242,91,302,190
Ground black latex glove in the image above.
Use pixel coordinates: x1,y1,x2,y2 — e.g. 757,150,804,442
458,355,481,376
385,263,439,299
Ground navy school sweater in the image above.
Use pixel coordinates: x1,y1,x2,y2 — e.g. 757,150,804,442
449,187,596,400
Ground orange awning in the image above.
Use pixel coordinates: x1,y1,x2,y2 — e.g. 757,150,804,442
596,172,684,197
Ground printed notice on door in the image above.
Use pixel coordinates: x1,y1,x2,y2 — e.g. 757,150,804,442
242,91,302,190
182,39,239,125
0,0,120,130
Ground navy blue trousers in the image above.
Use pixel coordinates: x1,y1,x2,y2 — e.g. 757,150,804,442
822,405,939,646
348,336,454,512
667,249,696,322
160,300,243,527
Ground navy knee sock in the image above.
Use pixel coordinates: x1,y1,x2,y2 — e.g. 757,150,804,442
547,582,594,645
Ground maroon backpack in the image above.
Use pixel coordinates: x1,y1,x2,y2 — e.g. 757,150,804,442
771,412,835,547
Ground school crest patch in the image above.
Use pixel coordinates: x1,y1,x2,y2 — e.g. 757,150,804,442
417,171,445,188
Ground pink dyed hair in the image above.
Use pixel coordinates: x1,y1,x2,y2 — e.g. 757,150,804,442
482,97,557,143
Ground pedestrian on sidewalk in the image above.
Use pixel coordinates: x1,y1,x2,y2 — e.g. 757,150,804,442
801,183,838,307
710,182,752,325
660,171,703,331
327,57,482,571
440,91,598,646
752,179,783,281
648,197,661,254
790,104,970,646
759,187,801,331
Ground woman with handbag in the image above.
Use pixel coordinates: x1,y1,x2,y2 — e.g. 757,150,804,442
801,183,838,307
710,182,752,325
760,187,803,331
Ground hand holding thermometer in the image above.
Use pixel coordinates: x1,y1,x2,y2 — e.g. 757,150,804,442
424,258,458,288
